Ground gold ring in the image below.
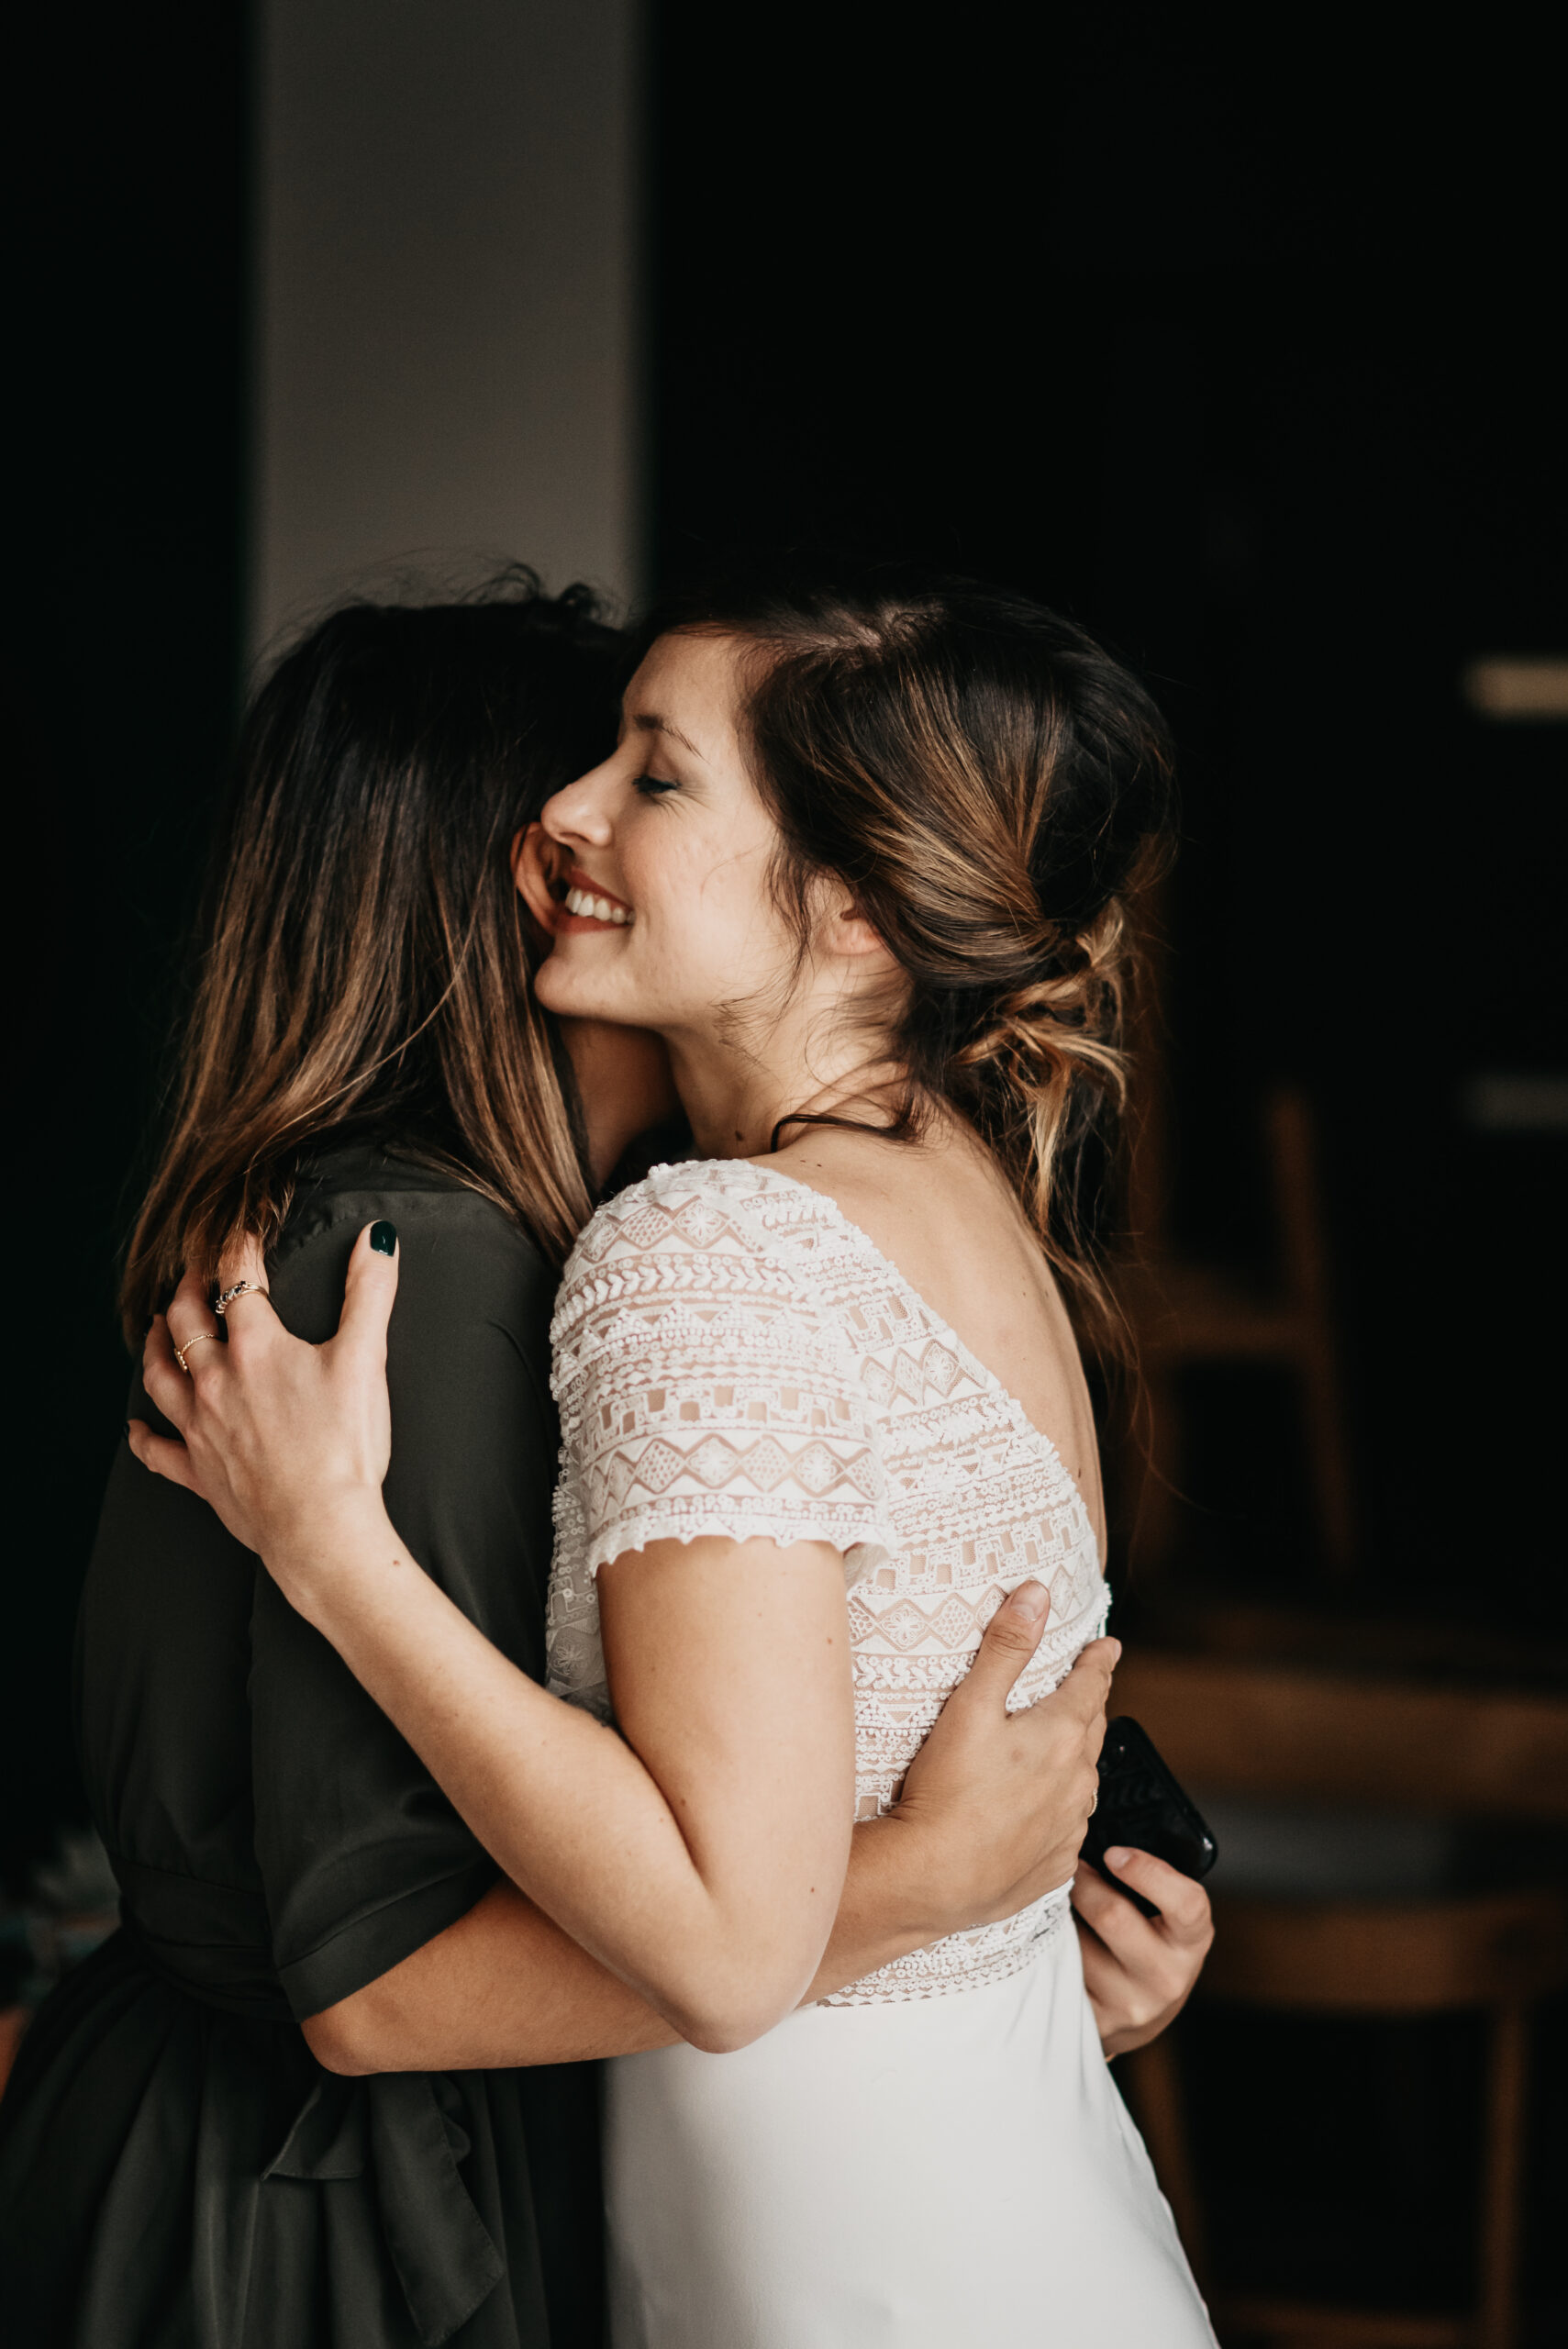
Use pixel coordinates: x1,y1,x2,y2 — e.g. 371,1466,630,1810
173,1330,220,1374
215,1281,269,1316
1087,1790,1098,1817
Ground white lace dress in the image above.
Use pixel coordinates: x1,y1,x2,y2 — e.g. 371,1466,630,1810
547,1160,1214,2348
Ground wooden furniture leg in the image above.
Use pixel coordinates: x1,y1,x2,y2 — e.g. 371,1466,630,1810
1476,2000,1529,2349
1129,1360,1181,1572
1267,1086,1358,1573
0,2005,28,2100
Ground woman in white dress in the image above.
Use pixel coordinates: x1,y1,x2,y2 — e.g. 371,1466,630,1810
134,575,1216,2344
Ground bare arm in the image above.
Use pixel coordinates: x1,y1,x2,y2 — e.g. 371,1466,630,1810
139,1239,854,2053
250,1494,851,2054
136,1232,1206,2071
305,1597,1118,2073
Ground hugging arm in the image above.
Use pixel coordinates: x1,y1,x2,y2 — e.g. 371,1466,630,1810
304,1588,1207,2077
303,1591,1116,2073
134,1226,1206,2066
243,1192,605,2043
140,1233,873,2053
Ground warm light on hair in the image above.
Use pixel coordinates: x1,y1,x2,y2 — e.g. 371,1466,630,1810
121,575,612,1337
644,576,1175,1346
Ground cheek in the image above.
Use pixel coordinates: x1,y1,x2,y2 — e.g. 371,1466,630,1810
645,893,769,993
650,835,776,946
620,811,789,998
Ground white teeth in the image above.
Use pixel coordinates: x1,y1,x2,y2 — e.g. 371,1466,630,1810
563,885,631,924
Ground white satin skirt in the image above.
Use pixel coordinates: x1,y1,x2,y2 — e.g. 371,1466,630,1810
603,1912,1216,2347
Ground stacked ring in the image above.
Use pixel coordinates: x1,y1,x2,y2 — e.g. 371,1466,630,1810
173,1330,220,1374
215,1280,269,1316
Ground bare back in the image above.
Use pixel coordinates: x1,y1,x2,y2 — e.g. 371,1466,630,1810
765,1112,1107,1560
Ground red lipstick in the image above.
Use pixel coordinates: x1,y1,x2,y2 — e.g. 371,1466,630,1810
553,865,634,932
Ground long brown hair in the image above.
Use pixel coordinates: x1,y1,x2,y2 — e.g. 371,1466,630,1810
121,574,614,1338
640,574,1174,1343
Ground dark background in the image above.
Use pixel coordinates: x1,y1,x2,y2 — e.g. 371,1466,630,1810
13,0,1566,1857
8,0,1558,1888
648,2,1567,1614
14,6,250,1882
17,7,1562,1886
9,0,1565,2319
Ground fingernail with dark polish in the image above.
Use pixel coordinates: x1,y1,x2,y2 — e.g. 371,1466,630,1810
370,1220,398,1256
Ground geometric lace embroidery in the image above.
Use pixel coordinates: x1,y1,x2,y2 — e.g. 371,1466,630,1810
546,1157,1110,2005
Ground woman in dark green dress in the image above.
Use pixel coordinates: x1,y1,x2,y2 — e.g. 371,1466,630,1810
0,580,1140,2349
0,583,644,2349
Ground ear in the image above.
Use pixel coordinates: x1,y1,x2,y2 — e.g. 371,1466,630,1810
825,899,898,966
512,824,563,937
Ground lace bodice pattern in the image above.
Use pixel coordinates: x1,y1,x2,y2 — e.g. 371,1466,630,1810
546,1159,1108,2002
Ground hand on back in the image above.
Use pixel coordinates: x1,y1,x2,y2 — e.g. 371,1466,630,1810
129,1225,401,1617
897,1593,1117,1928
902,1590,1212,2051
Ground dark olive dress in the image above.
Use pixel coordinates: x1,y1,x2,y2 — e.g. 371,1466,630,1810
0,1143,602,2349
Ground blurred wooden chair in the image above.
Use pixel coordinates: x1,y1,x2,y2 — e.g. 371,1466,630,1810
1118,893,1357,1572
0,2004,26,2100
1112,1653,1568,2349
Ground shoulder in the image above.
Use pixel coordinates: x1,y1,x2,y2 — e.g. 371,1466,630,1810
550,1162,866,1408
554,1159,842,1324
763,1127,917,1245
272,1142,557,1353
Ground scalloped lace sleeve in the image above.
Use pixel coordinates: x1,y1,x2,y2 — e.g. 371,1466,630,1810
546,1167,896,1716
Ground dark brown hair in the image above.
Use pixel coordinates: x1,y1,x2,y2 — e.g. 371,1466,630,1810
121,573,617,1338
641,574,1174,1337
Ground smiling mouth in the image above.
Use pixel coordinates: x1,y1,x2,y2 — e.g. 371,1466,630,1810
556,867,634,928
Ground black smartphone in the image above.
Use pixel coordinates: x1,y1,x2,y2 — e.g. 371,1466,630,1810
1080,1718,1218,1918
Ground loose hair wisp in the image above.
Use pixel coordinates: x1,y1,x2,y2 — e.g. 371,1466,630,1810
649,577,1175,1343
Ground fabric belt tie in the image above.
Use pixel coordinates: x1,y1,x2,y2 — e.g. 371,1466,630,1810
116,1872,505,2346
264,2071,505,2346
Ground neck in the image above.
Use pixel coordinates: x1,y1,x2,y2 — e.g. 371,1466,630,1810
560,1019,681,1186
664,1007,906,1162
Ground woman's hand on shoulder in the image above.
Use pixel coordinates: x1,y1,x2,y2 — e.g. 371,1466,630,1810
893,1589,1116,1935
128,1225,400,1619
1072,1847,1215,2057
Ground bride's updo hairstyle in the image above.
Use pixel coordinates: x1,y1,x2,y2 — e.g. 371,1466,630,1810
647,574,1174,1334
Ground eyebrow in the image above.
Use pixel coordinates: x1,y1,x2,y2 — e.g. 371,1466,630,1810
630,711,705,761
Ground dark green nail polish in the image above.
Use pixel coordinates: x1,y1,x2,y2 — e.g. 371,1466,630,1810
370,1220,398,1256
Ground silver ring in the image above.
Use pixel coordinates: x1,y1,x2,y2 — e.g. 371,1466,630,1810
215,1281,269,1317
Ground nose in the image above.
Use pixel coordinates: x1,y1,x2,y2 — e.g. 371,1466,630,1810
541,761,616,850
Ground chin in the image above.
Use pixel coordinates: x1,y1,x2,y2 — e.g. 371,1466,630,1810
534,952,618,1021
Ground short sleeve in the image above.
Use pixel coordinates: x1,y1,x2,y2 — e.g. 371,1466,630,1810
250,1180,561,2020
550,1167,896,1582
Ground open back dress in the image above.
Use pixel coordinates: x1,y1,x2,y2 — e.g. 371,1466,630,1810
545,1157,1216,2349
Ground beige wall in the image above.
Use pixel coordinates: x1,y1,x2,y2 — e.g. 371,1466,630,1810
251,0,641,658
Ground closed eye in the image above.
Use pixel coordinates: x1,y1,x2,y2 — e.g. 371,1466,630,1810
633,773,681,797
